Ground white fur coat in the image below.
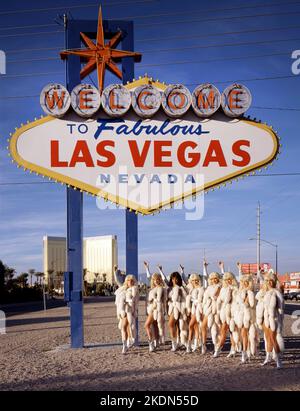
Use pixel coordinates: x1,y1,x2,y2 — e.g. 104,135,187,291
168,285,187,320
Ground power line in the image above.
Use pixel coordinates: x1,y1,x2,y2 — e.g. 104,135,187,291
2,9,300,40
252,106,300,112
0,71,63,79
0,23,56,32
1,173,300,187
187,74,298,85
138,51,289,69
6,46,63,55
136,10,300,28
0,30,63,39
5,25,300,54
136,24,300,43
141,37,300,54
1,1,300,31
0,0,156,16
7,38,300,65
2,51,291,76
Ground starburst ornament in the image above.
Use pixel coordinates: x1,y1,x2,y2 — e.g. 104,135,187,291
60,7,142,92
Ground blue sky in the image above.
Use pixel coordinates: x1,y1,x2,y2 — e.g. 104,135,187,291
0,0,300,277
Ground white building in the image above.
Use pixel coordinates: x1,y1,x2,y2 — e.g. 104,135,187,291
43,235,118,285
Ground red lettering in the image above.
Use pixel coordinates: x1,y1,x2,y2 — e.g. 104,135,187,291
203,140,227,167
167,92,185,109
154,141,172,167
177,141,200,168
96,140,116,167
51,140,68,167
128,140,151,167
232,140,250,166
46,91,66,110
137,91,153,110
197,90,215,109
69,141,94,167
79,90,93,110
228,90,243,109
109,90,124,109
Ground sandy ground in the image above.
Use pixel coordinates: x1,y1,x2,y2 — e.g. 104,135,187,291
0,299,299,391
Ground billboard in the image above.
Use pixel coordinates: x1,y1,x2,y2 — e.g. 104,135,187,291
241,263,271,275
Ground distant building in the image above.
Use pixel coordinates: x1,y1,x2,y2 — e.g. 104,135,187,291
43,235,118,286
278,272,300,293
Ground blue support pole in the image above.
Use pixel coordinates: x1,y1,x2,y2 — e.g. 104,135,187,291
65,18,84,349
63,16,137,349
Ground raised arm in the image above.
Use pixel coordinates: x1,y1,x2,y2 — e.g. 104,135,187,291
203,260,209,288
144,261,151,286
114,265,125,287
236,261,242,282
179,264,188,286
157,264,169,283
257,268,264,286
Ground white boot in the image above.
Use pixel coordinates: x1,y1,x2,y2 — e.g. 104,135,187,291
127,338,134,349
262,352,272,366
153,339,158,349
241,351,247,364
227,349,236,358
149,341,155,353
186,342,191,353
122,341,127,355
192,338,198,352
159,335,165,345
213,347,220,358
274,352,282,369
171,341,178,352
201,345,207,354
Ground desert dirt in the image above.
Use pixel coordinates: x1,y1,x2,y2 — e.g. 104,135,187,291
0,299,299,391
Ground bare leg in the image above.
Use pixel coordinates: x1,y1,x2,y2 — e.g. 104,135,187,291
121,317,129,354
218,323,229,350
169,314,178,351
201,316,208,354
144,314,154,341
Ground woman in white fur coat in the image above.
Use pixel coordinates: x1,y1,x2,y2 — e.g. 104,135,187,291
186,273,205,353
213,268,238,358
114,265,139,354
201,271,221,354
161,269,188,352
144,261,167,352
234,274,258,363
257,271,285,369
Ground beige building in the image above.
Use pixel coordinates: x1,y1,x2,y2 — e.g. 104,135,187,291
43,235,118,286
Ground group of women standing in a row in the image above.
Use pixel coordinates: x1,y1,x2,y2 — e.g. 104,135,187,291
113,261,284,369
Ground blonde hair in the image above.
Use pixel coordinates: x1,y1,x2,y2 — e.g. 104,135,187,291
222,272,238,287
189,273,202,287
150,272,164,289
240,274,254,291
208,272,220,285
124,274,137,289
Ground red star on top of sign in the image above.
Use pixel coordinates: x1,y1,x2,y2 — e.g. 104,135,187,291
60,7,142,92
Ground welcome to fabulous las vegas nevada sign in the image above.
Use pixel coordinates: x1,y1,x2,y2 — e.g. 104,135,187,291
9,7,279,215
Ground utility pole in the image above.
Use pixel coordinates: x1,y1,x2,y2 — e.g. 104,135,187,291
257,201,261,278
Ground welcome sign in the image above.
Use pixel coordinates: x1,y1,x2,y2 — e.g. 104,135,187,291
9,77,278,214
